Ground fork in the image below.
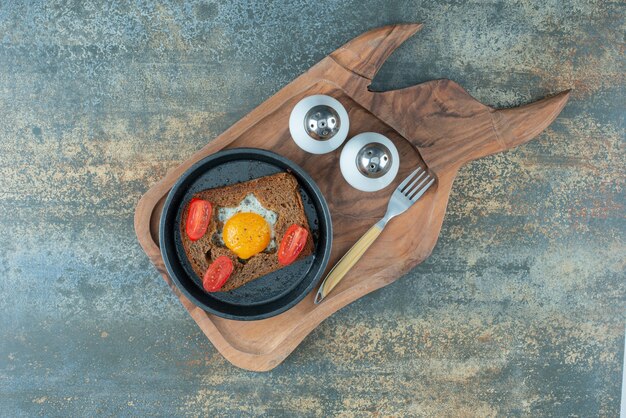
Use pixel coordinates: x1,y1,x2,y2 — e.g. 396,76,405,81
314,167,435,304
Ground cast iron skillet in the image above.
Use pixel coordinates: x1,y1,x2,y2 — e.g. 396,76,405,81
159,148,332,321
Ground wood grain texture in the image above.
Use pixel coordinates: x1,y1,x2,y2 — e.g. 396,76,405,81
134,24,570,371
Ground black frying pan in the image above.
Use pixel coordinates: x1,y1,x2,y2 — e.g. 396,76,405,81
159,148,332,320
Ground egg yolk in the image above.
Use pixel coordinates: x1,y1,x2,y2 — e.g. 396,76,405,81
222,212,271,259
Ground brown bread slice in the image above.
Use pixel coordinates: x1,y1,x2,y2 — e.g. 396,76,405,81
180,172,314,292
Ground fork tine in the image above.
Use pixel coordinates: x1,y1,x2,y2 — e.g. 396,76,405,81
402,171,426,195
397,167,422,192
406,174,430,199
409,177,435,201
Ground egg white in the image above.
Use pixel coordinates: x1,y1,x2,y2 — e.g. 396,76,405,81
216,193,278,252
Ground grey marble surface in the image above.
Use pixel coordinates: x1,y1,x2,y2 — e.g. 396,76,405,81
0,1,624,416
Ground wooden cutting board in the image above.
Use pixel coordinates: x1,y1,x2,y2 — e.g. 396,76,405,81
134,24,570,371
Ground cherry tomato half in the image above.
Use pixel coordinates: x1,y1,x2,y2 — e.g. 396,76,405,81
185,198,212,241
277,224,309,266
203,256,233,292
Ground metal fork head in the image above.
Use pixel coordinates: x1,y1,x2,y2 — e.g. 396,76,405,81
380,166,435,224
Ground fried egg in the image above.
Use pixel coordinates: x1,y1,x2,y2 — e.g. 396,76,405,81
217,194,278,259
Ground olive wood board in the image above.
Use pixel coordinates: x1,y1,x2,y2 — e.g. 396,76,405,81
134,24,570,371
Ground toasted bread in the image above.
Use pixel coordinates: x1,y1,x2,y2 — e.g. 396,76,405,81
180,172,314,292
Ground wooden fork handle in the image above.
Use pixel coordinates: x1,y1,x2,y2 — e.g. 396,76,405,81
314,223,383,304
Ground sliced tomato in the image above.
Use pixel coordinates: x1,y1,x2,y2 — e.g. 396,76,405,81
203,256,233,292
185,198,212,241
277,224,309,266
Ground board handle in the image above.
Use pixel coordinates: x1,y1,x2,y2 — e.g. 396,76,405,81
486,90,571,156
315,223,383,304
361,80,571,173
445,90,572,169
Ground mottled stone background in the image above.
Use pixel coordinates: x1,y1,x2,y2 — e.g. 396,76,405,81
0,0,624,416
